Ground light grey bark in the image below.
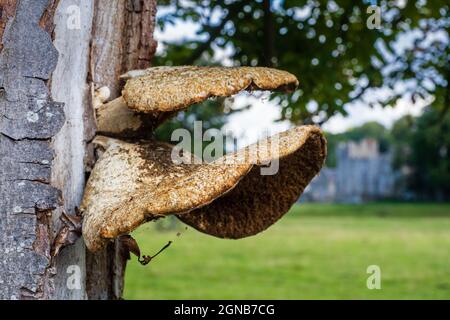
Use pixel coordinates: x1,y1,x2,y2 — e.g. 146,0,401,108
51,0,94,300
0,0,157,299
0,0,65,299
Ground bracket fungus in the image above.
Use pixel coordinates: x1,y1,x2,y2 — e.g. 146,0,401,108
95,96,159,138
81,66,326,253
122,66,299,113
95,66,299,138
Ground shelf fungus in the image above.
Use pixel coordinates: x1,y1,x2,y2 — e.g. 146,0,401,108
95,66,299,138
81,66,327,253
122,66,299,113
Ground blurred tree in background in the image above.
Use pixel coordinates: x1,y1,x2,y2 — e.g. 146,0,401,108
155,0,449,127
392,109,450,200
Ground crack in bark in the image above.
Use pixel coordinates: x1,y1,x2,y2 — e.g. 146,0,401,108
0,131,55,142
0,0,64,300
8,178,50,185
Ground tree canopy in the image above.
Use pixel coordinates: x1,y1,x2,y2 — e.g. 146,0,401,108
156,0,449,126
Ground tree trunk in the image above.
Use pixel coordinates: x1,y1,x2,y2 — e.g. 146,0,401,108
0,0,157,300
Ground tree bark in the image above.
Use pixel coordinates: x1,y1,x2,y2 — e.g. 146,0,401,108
0,0,157,300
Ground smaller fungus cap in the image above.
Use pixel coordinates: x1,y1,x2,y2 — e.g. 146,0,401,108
122,66,299,113
95,96,158,138
81,126,326,252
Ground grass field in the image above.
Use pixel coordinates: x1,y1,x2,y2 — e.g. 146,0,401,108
124,203,450,299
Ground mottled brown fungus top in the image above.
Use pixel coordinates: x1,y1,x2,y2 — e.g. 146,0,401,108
122,66,299,113
178,127,327,239
81,126,325,252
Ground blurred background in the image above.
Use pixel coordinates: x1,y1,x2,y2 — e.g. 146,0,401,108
124,0,450,299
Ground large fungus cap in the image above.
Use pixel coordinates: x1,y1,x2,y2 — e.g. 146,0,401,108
81,126,326,252
178,126,326,239
122,66,299,113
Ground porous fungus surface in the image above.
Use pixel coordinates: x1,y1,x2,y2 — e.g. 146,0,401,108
122,66,299,113
81,137,250,251
81,126,325,252
178,126,327,238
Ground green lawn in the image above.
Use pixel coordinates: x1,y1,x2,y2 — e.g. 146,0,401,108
124,203,450,299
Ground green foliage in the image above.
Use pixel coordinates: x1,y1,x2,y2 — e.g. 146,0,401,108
155,99,226,141
154,98,240,154
392,109,450,200
156,0,450,125
390,114,415,170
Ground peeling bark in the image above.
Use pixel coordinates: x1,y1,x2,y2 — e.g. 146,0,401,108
50,0,93,300
88,0,157,299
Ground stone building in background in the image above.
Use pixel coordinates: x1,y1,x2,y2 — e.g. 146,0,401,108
303,139,396,203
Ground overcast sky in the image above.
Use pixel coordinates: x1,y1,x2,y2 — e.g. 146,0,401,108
154,8,428,147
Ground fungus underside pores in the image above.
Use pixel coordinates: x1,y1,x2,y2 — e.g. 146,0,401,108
80,66,327,262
